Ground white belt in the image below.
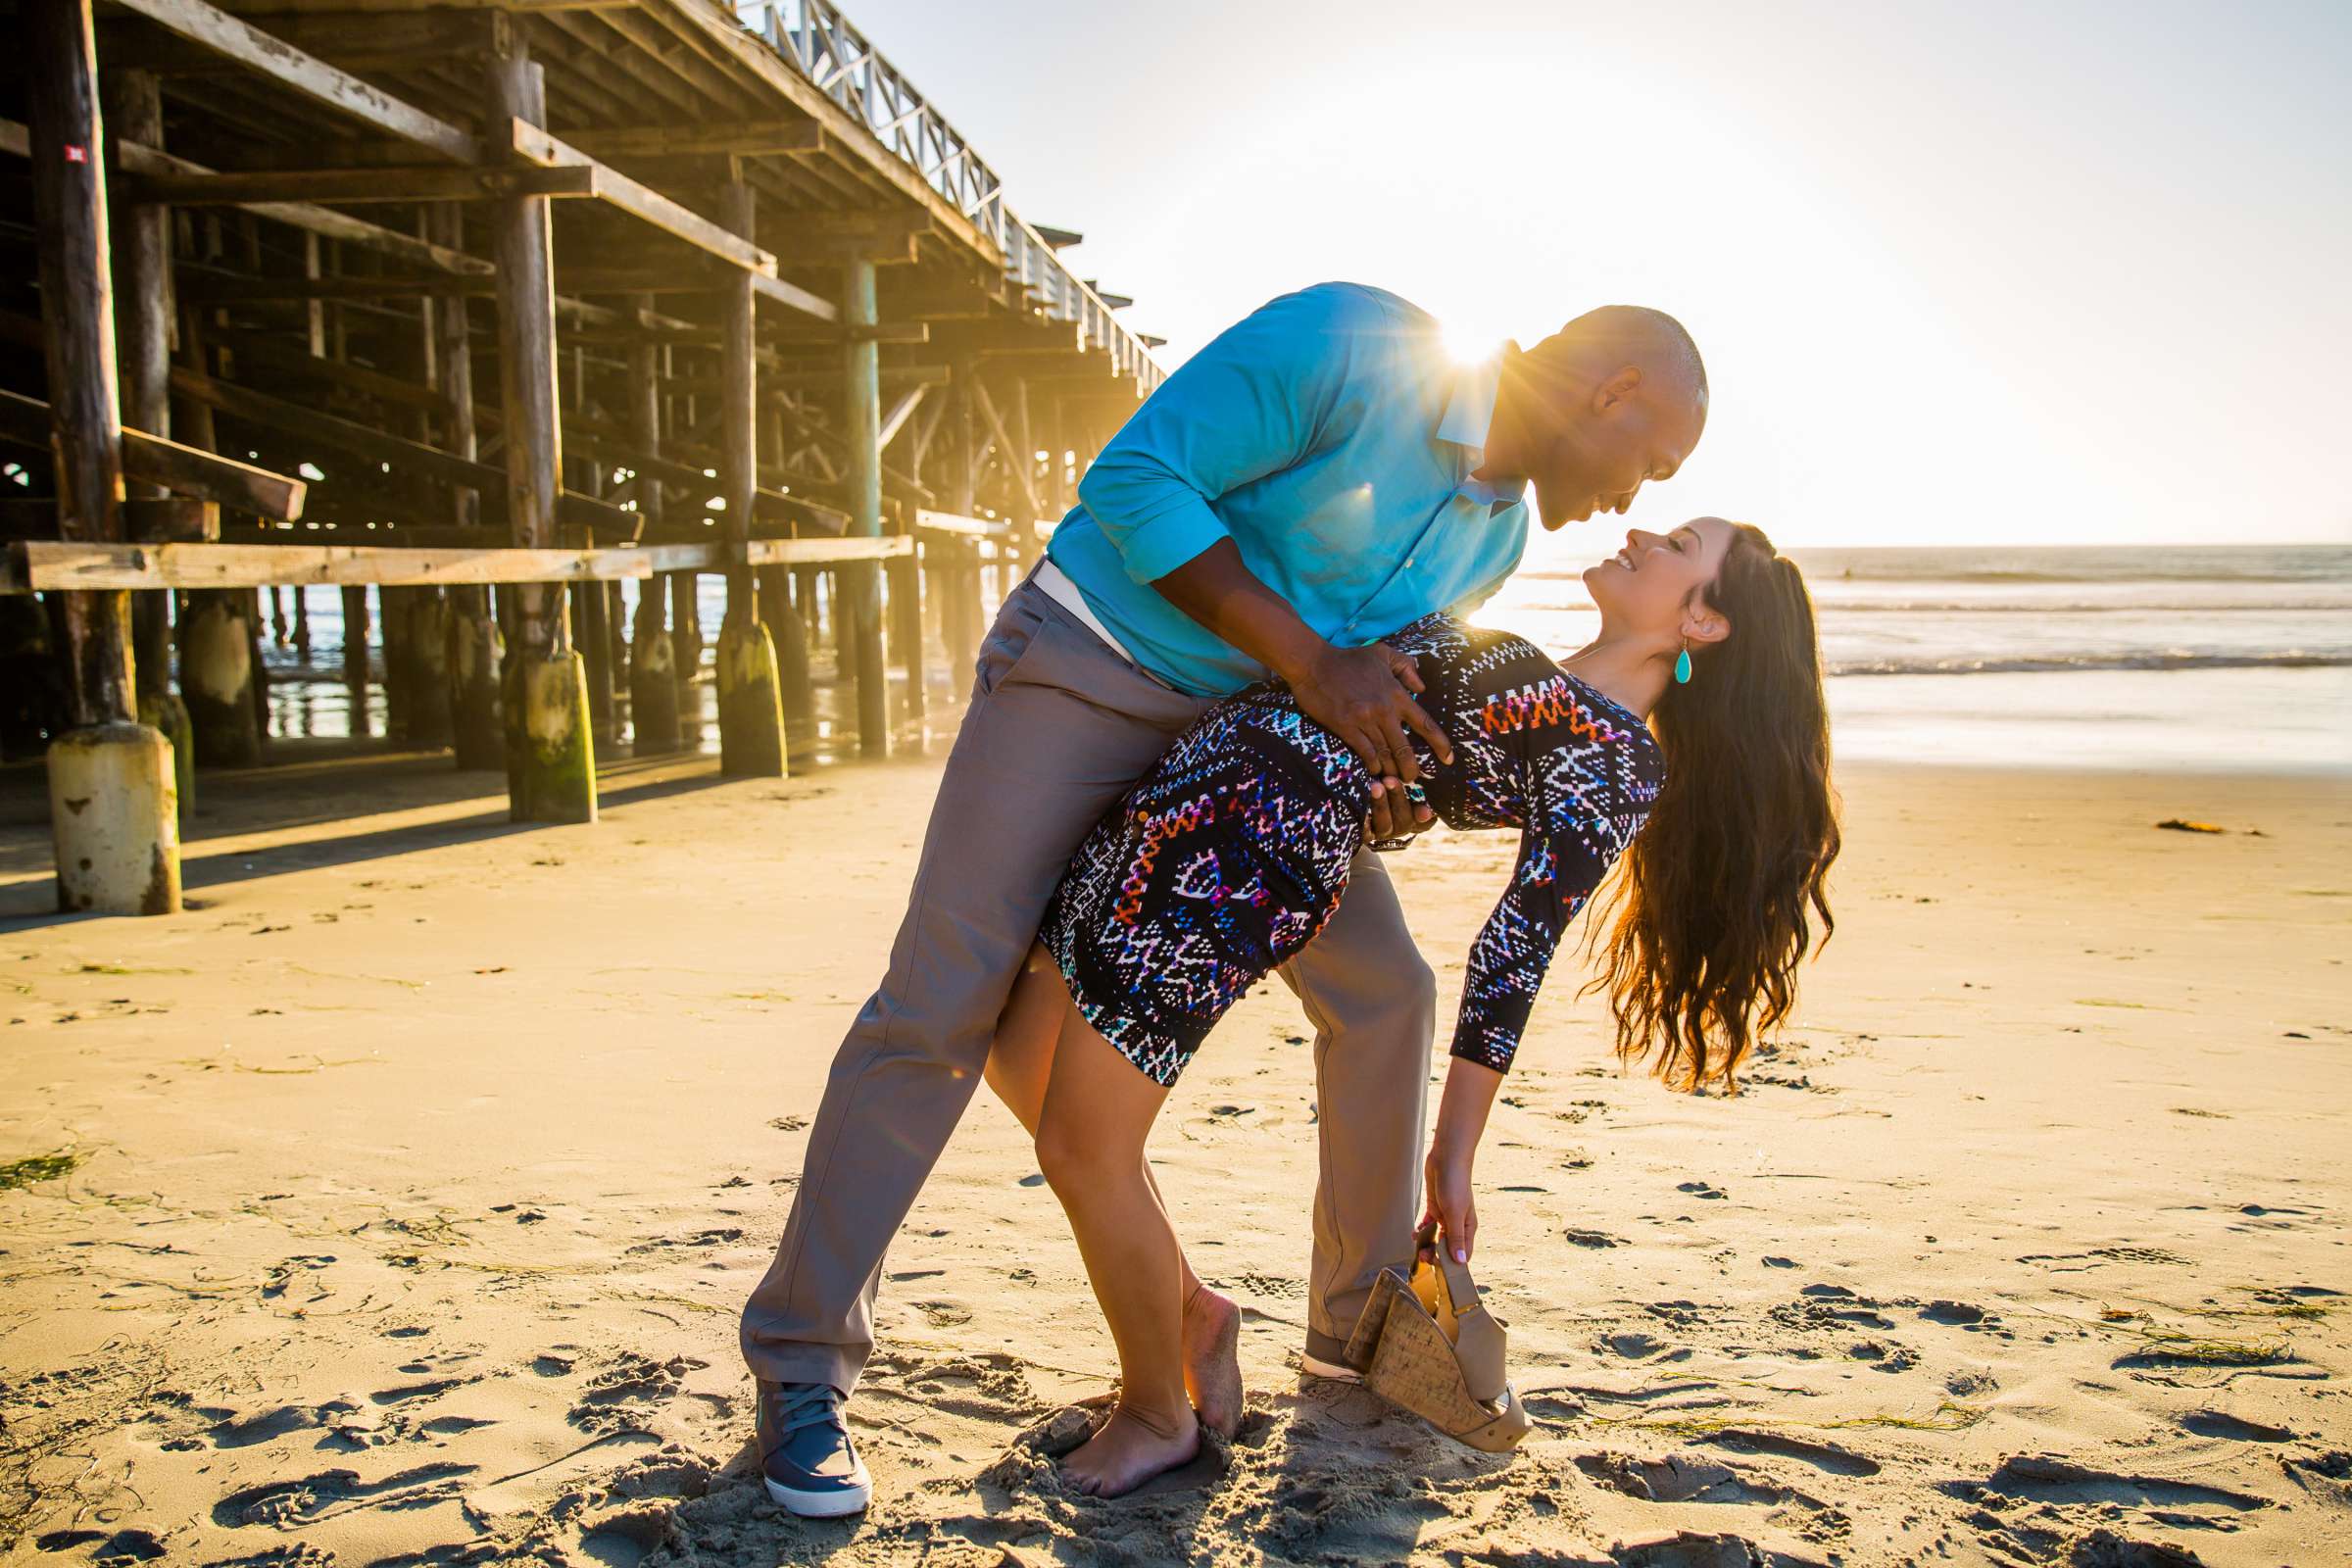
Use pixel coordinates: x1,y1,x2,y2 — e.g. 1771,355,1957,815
1034,557,1149,672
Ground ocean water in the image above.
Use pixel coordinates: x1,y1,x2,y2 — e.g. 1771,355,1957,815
1471,543,2352,774
256,544,2351,775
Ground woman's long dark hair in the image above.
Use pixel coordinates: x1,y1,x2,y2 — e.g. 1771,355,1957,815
1585,523,1840,1090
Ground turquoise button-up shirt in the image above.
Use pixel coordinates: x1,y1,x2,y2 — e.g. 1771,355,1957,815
1046,281,1530,699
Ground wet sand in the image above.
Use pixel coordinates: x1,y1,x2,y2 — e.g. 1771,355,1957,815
0,751,2345,1566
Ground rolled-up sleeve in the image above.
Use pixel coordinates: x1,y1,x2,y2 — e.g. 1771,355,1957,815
1075,284,1382,585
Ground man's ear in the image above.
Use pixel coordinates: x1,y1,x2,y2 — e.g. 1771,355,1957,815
1591,365,1643,415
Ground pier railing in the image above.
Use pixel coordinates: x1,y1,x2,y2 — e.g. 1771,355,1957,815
730,0,1162,389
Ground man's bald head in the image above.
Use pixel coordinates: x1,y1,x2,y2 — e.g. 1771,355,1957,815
1544,304,1708,412
1484,306,1709,530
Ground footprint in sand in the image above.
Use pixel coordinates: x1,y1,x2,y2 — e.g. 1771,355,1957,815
565,1352,709,1436
1612,1531,1770,1567
29,1529,166,1562
212,1462,477,1529
2179,1409,2295,1443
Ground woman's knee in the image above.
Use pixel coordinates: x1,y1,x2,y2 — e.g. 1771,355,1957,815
1034,1114,1125,1198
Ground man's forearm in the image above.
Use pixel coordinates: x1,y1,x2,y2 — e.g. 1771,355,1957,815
1150,539,1328,683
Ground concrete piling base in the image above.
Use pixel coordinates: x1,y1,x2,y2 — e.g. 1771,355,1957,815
407,594,454,750
179,591,262,767
504,651,596,823
135,688,195,825
772,600,814,730
48,721,181,916
629,628,680,756
715,615,786,778
448,593,503,771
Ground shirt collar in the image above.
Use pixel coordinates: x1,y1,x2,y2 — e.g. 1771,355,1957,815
1438,345,1528,509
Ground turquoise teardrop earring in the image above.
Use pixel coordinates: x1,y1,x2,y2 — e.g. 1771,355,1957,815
1673,640,1692,685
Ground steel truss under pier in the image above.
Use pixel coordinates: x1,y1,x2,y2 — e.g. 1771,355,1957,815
0,0,1160,913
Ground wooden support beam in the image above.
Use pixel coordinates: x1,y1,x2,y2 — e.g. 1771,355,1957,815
487,48,565,657
969,376,1043,523
507,119,775,278
718,175,758,577
24,0,134,734
2,117,497,274
0,386,306,523
168,366,502,495
564,120,825,159
755,488,850,535
749,270,842,324
842,252,888,756
135,165,598,205
744,535,909,567
878,384,926,452
0,535,909,593
0,496,216,542
203,322,447,416
106,0,478,163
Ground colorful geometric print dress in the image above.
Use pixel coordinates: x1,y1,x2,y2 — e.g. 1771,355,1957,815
1038,612,1667,1087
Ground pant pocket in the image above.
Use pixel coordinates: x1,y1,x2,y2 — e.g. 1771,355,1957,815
971,593,1049,699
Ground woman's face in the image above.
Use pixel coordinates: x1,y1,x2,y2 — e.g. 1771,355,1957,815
1581,516,1739,642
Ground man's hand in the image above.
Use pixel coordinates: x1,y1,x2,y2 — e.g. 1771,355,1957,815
1366,775,1433,842
1418,1141,1477,1266
1290,643,1455,786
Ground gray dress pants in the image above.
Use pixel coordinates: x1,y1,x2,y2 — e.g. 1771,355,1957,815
740,578,1435,1392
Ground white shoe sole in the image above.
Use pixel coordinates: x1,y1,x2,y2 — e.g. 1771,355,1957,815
763,1472,871,1517
1299,1351,1362,1383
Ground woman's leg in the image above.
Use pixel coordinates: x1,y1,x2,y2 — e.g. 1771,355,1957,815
1032,999,1200,1496
987,948,1243,1436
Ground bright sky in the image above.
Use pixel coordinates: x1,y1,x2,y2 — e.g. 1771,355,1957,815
848,0,2350,552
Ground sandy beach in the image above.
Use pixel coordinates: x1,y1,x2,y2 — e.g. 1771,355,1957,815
0,749,2344,1567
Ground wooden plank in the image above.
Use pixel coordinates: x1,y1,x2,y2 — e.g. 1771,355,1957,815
2,118,493,274
120,138,492,273
106,0,478,162
122,425,306,520
2,536,911,592
136,165,597,205
744,536,910,567
0,498,205,543
555,488,643,540
564,120,824,159
167,367,502,494
205,323,448,416
754,488,850,536
222,0,632,12
6,540,656,590
749,270,840,324
878,385,927,451
507,119,776,277
913,509,1009,540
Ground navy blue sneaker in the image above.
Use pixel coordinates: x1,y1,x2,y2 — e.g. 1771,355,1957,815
757,1380,871,1517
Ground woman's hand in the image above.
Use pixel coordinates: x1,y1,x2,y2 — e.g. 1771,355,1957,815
1421,1057,1504,1266
1418,1141,1477,1265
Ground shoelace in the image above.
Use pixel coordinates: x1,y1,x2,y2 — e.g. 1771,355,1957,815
776,1383,849,1440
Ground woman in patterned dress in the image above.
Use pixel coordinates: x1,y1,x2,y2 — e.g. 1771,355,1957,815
981,517,1841,1495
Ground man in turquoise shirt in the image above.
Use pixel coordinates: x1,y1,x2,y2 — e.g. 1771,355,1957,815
744,282,1708,1517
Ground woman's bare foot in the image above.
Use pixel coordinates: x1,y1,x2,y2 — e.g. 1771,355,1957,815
1059,1402,1200,1497
1182,1285,1244,1439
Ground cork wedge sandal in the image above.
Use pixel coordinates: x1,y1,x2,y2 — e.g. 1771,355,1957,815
1342,1247,1532,1453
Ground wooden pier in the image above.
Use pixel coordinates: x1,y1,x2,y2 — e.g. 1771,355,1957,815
0,0,1160,912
